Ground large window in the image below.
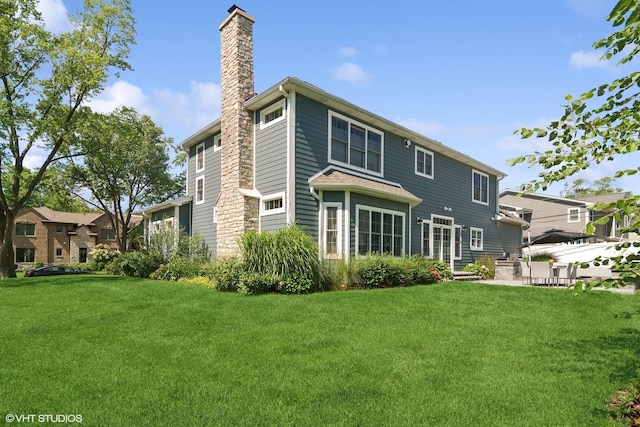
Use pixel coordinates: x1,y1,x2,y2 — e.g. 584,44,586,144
472,170,489,205
16,223,35,236
415,147,434,179
196,143,205,172
357,205,404,256
421,220,431,257
195,176,204,205
470,227,484,251
454,225,462,260
329,112,383,175
567,208,580,223
16,248,35,263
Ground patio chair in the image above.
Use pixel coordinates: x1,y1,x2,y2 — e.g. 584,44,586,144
529,262,552,286
557,262,576,285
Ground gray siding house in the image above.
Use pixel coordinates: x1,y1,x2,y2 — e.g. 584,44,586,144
138,6,523,271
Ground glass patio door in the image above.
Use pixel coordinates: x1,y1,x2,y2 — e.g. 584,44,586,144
432,217,453,268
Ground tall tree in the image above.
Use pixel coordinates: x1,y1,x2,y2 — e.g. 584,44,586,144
560,177,625,199
0,0,135,278
509,0,640,288
69,107,183,252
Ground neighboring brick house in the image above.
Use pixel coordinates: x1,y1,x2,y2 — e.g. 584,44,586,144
13,207,123,267
500,189,637,243
138,6,524,270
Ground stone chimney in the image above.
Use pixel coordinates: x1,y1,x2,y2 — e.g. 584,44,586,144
217,5,259,257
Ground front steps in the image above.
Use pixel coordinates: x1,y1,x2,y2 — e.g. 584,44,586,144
453,271,482,282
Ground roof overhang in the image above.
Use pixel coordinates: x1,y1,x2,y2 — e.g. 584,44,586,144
178,120,221,151
309,167,422,207
134,195,193,217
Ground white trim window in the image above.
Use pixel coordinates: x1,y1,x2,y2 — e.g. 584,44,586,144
421,219,431,257
260,100,286,129
213,206,218,224
213,134,222,152
470,227,484,251
454,225,462,260
261,192,285,216
567,208,580,223
195,176,205,205
323,203,342,258
415,146,434,179
472,170,489,205
196,142,205,172
329,111,383,175
356,205,404,257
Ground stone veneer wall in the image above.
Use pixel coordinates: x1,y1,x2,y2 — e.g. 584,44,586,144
216,7,259,257
494,259,521,281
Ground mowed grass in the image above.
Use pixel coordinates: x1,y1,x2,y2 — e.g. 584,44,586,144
1,277,639,426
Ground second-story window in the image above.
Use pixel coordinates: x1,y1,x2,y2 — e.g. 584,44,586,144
260,100,286,129
472,170,489,205
567,208,580,223
213,134,221,152
16,223,35,236
196,143,205,172
415,147,434,179
329,112,383,175
101,229,116,240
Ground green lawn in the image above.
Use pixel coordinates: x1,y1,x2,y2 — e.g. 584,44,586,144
1,276,639,426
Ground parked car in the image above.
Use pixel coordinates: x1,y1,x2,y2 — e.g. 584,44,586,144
25,265,90,277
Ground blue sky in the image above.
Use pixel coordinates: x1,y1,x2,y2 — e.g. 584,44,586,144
37,0,639,195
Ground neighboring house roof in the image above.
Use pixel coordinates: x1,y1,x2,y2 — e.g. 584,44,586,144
579,192,632,205
499,189,587,207
308,167,422,207
179,76,506,179
32,207,102,226
495,209,530,227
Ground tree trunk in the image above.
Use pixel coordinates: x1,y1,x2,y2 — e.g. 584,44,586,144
0,211,17,278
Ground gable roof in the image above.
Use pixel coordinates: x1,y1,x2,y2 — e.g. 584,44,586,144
499,189,587,207
578,192,632,205
32,207,103,226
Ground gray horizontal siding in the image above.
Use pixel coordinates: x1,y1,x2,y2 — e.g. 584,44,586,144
256,102,288,197
189,133,221,256
260,213,287,234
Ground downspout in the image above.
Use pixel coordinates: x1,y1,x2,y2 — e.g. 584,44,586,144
309,186,320,201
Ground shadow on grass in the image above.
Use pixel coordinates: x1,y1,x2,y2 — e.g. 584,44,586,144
0,275,138,288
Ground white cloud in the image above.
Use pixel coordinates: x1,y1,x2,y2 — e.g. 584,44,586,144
569,50,612,70
332,62,371,86
88,81,153,115
24,154,46,170
88,80,221,140
396,118,446,137
37,0,71,33
338,46,357,57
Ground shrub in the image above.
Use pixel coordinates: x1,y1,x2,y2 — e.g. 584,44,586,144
107,251,164,278
90,244,120,270
151,257,204,281
351,255,451,289
530,252,556,262
68,263,95,272
210,258,243,292
277,272,316,294
237,271,279,295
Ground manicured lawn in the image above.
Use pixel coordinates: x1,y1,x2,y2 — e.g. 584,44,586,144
1,276,639,426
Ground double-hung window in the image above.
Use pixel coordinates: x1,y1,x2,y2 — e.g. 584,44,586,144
195,176,205,205
16,248,35,263
357,205,404,257
415,147,434,179
472,170,489,205
567,208,580,223
470,227,484,251
329,112,383,175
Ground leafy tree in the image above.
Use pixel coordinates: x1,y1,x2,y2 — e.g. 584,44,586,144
68,107,184,252
509,0,640,288
560,177,625,199
0,0,135,278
